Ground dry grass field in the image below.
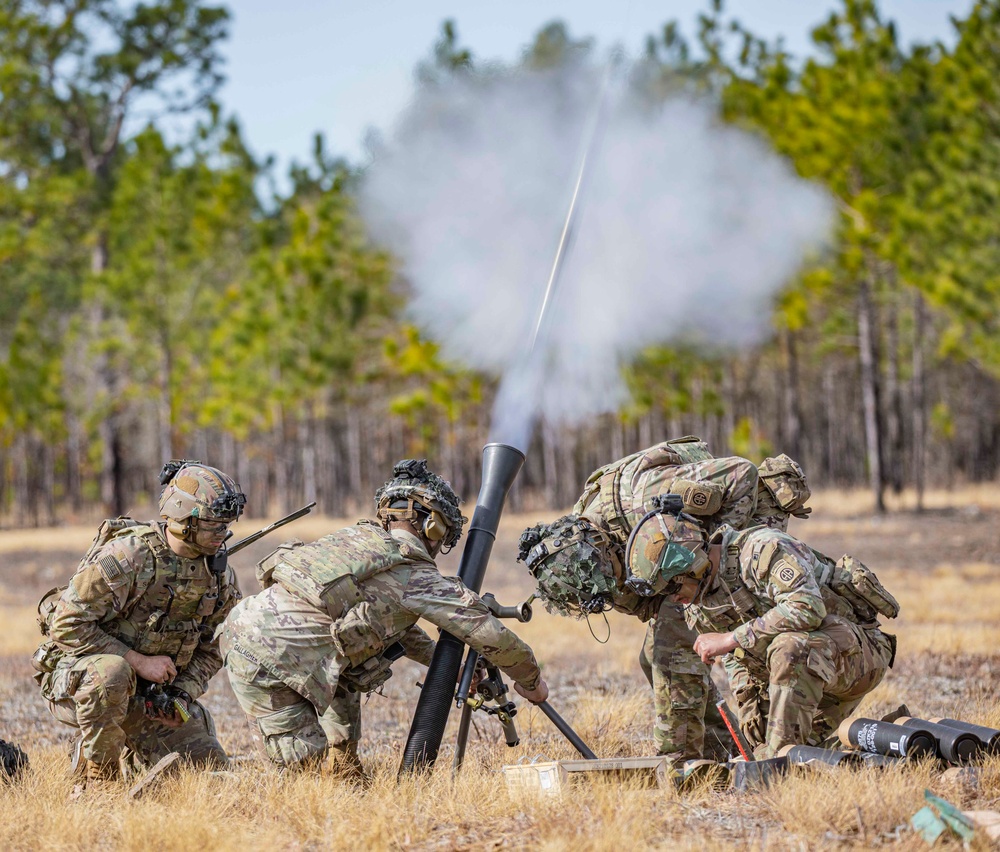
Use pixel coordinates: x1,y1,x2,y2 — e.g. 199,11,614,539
1,486,999,850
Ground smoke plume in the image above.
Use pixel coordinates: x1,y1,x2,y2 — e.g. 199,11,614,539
360,64,833,450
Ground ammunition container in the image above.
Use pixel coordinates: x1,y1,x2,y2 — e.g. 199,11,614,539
897,716,982,764
838,717,935,759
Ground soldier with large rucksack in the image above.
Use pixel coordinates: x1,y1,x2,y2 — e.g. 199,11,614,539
519,437,760,763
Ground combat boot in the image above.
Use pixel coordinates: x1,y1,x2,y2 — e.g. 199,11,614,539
327,741,366,785
69,758,121,800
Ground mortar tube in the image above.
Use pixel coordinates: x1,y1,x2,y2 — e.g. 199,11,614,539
897,716,982,764
399,444,525,774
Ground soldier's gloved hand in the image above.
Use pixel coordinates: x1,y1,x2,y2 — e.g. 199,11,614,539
156,697,188,729
514,677,549,704
470,659,487,693
125,650,177,684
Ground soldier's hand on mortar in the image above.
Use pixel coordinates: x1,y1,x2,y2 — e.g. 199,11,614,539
125,651,177,684
693,632,738,665
156,698,188,729
514,677,549,704
470,659,487,693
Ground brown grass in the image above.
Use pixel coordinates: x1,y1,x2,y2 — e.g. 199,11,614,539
2,490,1000,849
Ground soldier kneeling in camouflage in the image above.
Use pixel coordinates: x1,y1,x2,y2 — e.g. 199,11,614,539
624,502,898,759
519,437,760,763
34,461,246,795
220,459,548,775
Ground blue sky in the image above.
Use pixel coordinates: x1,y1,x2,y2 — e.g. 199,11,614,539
213,1,972,174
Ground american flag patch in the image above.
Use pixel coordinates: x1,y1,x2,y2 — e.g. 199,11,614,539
98,555,123,582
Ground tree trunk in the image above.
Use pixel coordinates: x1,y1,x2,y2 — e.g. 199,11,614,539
857,277,885,513
781,327,802,460
542,420,558,508
823,362,836,483
912,291,927,511
884,283,904,495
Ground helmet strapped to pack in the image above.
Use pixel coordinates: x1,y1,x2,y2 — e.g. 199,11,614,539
158,460,247,544
755,455,812,529
517,515,620,619
623,494,710,597
374,459,465,549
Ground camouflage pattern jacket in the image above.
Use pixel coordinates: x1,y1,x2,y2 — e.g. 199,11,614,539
220,522,541,712
40,521,241,700
684,526,882,683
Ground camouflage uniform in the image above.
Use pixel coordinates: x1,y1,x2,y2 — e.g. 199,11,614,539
221,521,541,770
684,526,895,758
572,437,759,761
35,521,238,771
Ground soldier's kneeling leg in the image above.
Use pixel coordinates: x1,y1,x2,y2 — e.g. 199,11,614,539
256,702,327,770
226,652,326,770
123,698,228,769
320,689,362,777
765,631,834,757
58,654,136,767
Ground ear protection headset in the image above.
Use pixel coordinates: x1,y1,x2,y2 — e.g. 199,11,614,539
422,508,448,542
384,498,450,543
166,517,193,539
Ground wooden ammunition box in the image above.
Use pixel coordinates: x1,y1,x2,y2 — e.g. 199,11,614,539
502,756,672,793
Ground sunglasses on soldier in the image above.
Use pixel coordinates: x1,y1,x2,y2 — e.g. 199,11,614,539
193,517,231,534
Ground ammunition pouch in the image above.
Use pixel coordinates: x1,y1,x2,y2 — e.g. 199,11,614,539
339,654,395,694
35,586,65,637
829,555,900,622
330,603,387,667
732,647,770,685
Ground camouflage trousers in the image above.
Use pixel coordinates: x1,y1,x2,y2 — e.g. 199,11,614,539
639,600,731,761
733,618,894,759
42,653,226,771
224,650,358,770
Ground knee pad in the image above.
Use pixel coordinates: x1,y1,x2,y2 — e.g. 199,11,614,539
256,703,327,770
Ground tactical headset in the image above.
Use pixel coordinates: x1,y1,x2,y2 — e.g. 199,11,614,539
385,498,449,542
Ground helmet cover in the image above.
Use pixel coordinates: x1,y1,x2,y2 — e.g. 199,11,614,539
158,460,246,524
374,459,465,548
518,515,619,618
625,511,709,596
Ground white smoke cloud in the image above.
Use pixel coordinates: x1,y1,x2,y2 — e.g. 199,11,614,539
360,65,833,450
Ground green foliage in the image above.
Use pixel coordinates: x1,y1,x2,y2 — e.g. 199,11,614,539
729,417,773,462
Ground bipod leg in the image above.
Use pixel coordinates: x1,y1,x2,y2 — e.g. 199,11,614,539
452,650,480,775
538,700,597,760
452,702,474,776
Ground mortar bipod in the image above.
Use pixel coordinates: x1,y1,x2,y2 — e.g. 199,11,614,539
452,649,519,774
451,592,598,774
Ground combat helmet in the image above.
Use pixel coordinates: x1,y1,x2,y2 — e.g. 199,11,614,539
518,515,620,618
374,459,466,549
623,495,711,597
158,460,247,549
754,454,812,531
